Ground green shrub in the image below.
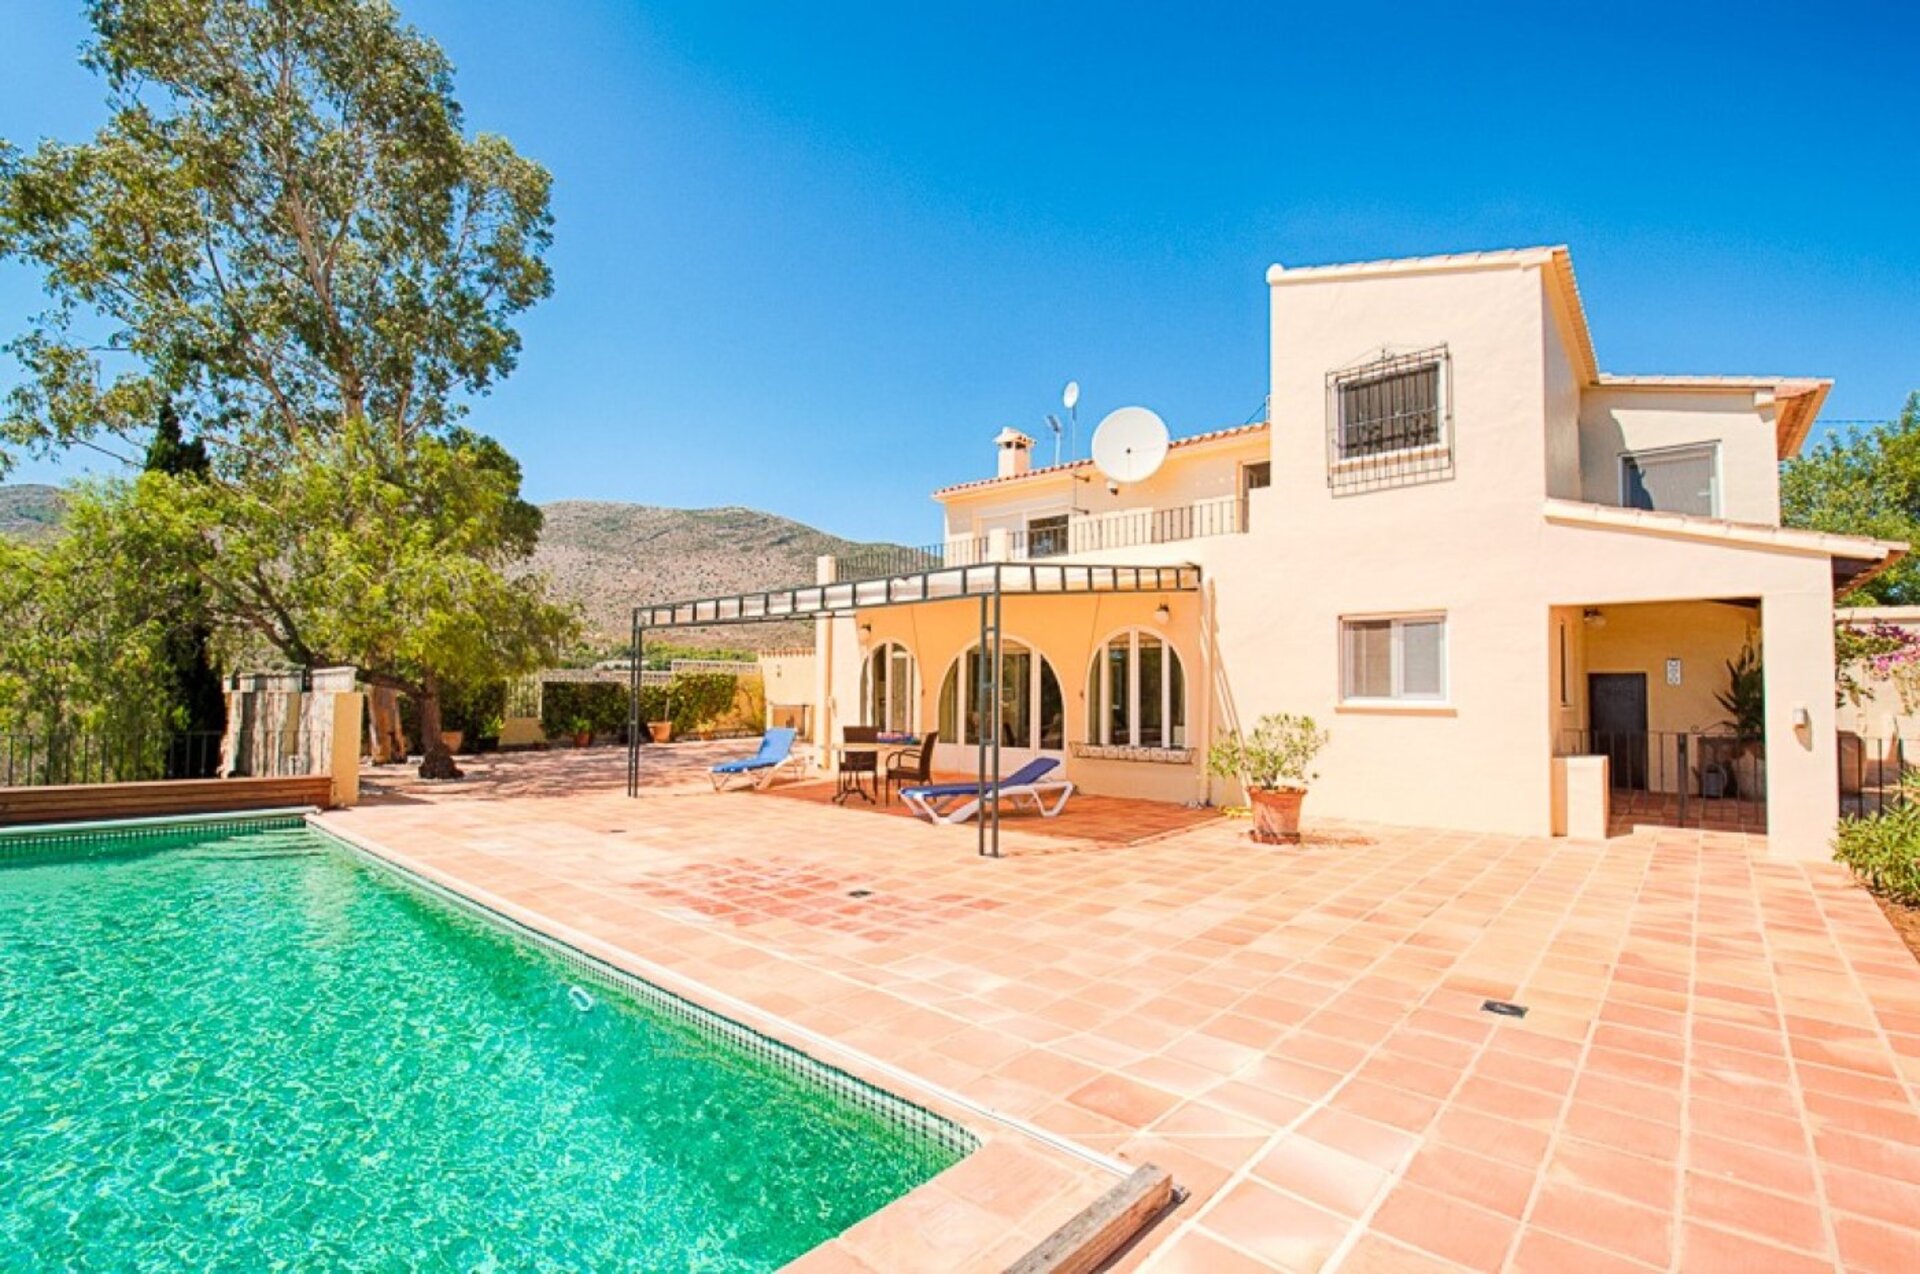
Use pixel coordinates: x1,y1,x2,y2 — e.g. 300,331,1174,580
1205,713,1329,790
531,673,744,743
541,683,628,738
1834,792,1920,906
667,673,737,736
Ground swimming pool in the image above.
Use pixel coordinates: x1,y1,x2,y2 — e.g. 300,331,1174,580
0,817,971,1270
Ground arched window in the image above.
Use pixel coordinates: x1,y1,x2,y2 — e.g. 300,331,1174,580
1087,630,1186,748
936,640,1064,751
860,642,917,734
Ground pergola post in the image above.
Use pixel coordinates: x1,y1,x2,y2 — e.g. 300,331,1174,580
976,592,989,859
626,611,643,798
988,569,1003,858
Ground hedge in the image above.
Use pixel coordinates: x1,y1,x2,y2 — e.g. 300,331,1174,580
538,673,742,741
1834,793,1920,907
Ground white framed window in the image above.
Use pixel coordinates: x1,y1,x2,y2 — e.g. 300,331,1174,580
1341,613,1447,703
1086,629,1187,748
860,641,917,734
936,640,1064,750
1620,443,1718,517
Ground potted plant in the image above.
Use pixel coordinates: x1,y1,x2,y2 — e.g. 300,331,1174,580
474,713,504,754
648,685,674,744
1206,713,1330,844
565,714,594,748
440,728,465,756
1713,637,1765,799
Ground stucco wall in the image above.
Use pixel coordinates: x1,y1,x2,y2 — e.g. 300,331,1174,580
843,591,1207,804
816,254,1849,857
940,432,1269,541
1576,387,1782,524
1543,286,1585,500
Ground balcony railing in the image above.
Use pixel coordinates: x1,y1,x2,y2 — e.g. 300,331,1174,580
834,496,1248,585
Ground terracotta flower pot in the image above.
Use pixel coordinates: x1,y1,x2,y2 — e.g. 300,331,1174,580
647,721,673,744
572,730,593,748
1247,786,1306,844
440,730,465,756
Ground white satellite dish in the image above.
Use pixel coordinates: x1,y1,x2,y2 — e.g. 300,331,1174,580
1090,406,1169,486
1062,380,1080,411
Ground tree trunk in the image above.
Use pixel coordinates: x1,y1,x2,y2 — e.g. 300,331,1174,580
366,685,408,764
416,673,463,780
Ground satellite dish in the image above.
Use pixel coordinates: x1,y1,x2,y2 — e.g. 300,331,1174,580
1090,407,1169,486
1062,380,1080,411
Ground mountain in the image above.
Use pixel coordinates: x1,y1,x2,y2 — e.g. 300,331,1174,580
530,501,909,647
0,484,68,543
0,484,905,649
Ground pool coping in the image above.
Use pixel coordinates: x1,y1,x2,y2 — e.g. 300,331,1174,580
308,811,1170,1272
0,805,320,839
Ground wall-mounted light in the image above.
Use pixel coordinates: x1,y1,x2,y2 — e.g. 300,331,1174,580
858,622,872,638
1582,607,1606,629
1792,705,1811,729
1154,603,1171,624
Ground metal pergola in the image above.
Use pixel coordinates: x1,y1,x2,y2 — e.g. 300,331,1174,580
627,561,1202,857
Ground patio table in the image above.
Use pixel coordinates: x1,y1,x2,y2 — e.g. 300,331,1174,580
833,746,879,805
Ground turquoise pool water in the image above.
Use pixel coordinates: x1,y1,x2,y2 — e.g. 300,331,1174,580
0,821,967,1270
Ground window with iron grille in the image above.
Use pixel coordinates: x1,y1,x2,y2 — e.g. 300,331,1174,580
1326,347,1453,494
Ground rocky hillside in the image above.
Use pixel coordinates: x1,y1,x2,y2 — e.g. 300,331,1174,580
531,501,906,646
0,484,67,543
0,484,904,648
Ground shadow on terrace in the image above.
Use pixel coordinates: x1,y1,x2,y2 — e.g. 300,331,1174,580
361,744,1224,854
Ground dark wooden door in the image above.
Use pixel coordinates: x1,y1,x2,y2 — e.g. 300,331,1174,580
1589,673,1649,790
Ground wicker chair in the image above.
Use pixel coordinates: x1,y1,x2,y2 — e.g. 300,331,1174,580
883,740,934,804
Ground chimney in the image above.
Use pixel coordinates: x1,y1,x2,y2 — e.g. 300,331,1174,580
994,427,1035,479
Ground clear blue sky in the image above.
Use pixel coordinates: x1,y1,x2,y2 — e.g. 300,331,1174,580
3,1,1915,541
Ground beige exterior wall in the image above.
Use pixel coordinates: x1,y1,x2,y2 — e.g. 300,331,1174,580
1568,600,1759,738
757,650,818,738
939,431,1270,543
848,591,1206,804
803,250,1880,859
1576,387,1783,524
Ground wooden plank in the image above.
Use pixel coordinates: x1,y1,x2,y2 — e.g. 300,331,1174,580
0,777,333,826
1004,1164,1176,1274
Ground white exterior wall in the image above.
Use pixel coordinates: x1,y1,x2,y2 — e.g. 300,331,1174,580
940,434,1269,541
836,251,1870,858
1577,387,1784,524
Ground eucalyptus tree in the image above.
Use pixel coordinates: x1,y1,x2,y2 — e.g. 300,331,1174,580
0,0,567,777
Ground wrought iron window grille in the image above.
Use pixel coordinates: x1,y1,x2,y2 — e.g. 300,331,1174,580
1325,345,1455,495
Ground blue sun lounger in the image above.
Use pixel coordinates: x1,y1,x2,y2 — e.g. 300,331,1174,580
709,727,805,791
899,757,1075,825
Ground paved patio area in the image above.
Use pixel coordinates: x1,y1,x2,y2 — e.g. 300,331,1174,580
329,746,1920,1272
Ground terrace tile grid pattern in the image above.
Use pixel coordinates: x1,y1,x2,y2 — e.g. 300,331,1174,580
326,748,1920,1272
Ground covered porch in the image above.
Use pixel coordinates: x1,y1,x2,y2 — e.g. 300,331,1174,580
627,560,1205,856
1550,598,1770,835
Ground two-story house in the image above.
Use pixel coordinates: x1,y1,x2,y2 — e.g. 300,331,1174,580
662,247,1903,858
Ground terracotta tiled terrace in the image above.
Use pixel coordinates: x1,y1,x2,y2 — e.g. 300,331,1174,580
324,745,1920,1272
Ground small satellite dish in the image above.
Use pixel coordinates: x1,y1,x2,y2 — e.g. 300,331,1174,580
1062,380,1080,411
1090,407,1169,486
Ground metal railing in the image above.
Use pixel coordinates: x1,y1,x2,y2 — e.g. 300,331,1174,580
1057,496,1248,555
1840,733,1915,819
833,497,1249,585
834,537,999,585
0,726,308,787
1556,728,1767,832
